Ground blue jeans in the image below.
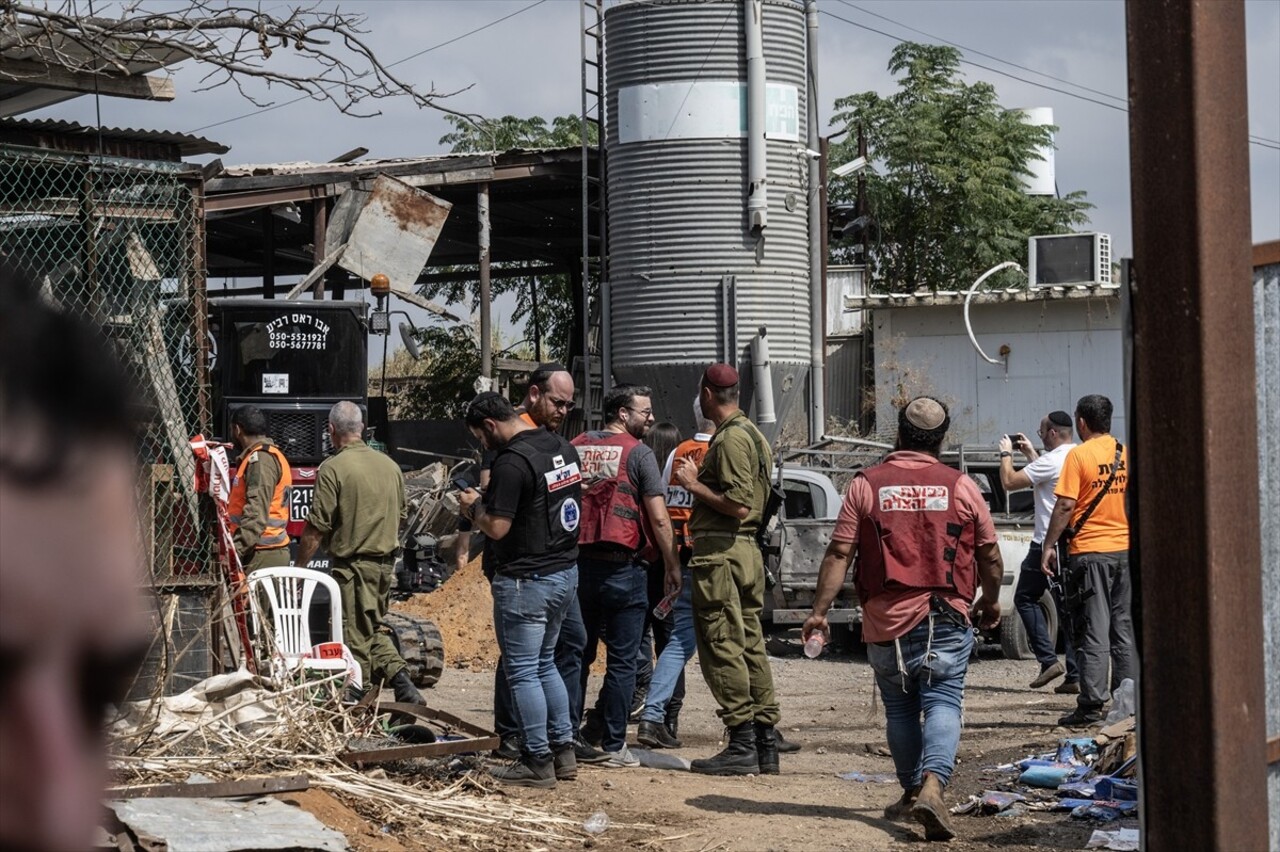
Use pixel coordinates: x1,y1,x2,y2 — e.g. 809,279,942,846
578,556,649,752
1015,543,1078,681
641,567,695,724
495,587,588,739
491,566,578,758
866,616,974,789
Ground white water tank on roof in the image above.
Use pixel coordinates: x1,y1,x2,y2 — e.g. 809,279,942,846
1017,107,1057,196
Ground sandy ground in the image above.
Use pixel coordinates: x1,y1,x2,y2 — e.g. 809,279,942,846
394,634,1127,852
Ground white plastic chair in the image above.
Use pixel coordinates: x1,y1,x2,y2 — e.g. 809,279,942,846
247,567,359,686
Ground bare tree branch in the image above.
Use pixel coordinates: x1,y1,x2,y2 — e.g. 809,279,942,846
0,0,469,117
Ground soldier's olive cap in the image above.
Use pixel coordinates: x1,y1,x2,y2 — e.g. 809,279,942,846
704,363,740,388
904,397,948,430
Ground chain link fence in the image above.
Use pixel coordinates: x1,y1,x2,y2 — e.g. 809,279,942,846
1,144,217,696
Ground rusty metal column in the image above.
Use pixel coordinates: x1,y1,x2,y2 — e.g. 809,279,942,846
1126,2,1267,849
478,182,492,379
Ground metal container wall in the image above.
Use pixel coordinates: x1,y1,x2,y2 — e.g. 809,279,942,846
605,0,810,434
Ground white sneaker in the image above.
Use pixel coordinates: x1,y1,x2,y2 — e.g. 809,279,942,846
600,744,639,768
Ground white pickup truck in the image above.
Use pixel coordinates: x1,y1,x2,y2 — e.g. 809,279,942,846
764,444,1053,660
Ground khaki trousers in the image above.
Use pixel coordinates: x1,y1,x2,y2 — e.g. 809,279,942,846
331,555,405,687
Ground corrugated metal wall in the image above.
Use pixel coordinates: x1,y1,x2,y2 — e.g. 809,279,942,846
1256,257,1279,850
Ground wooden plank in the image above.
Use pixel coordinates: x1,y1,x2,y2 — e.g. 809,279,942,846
0,57,175,101
105,775,309,800
1268,734,1280,766
284,243,346,300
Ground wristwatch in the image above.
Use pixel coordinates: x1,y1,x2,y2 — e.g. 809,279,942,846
1000,451,1012,458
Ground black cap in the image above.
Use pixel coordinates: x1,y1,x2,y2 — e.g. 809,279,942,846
1048,410,1073,428
465,391,515,426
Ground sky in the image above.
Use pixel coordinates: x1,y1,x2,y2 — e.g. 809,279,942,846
36,0,1280,344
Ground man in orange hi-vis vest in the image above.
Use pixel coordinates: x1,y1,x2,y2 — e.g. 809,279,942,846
228,405,293,573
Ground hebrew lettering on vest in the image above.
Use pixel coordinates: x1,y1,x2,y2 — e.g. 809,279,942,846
877,484,950,512
578,445,623,481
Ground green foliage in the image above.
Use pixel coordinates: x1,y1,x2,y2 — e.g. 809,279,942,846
383,325,481,420
437,114,597,152
829,43,1093,292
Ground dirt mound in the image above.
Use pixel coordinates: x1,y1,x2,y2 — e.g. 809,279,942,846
393,558,497,671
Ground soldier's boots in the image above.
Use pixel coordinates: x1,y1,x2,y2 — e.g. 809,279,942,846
883,785,921,821
690,722,760,776
390,669,425,705
911,772,956,841
754,721,780,775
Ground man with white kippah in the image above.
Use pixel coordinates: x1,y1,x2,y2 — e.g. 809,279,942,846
803,396,1004,842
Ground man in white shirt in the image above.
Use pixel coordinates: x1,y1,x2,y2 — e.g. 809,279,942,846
999,411,1079,691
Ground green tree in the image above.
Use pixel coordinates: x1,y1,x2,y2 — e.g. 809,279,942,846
830,43,1092,292
437,114,597,151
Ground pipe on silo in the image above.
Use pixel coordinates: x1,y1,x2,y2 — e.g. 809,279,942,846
752,326,776,425
805,0,824,441
745,0,767,234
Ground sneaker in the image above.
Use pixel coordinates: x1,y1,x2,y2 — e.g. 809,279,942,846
1030,660,1066,689
489,753,556,788
1055,680,1081,694
1058,706,1106,727
600,744,640,768
493,736,521,761
573,736,610,764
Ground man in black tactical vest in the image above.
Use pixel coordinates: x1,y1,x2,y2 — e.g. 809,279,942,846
459,392,584,788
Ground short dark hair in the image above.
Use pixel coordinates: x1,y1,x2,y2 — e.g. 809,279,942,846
897,398,950,454
603,384,652,423
528,362,569,393
465,391,518,428
1075,394,1113,433
700,377,740,406
231,405,268,436
0,260,137,485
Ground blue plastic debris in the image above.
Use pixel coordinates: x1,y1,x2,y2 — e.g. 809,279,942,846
1094,777,1138,801
1072,800,1139,822
1058,780,1098,798
980,790,1027,812
837,771,897,783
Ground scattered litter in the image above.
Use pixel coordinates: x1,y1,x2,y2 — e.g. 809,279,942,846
1019,763,1077,787
1093,777,1137,801
1085,827,1140,850
837,771,896,783
951,790,1027,815
633,748,691,772
583,812,610,835
816,746,828,754
993,803,1029,819
1103,679,1136,725
105,797,348,851
1071,800,1139,822
1057,780,1097,799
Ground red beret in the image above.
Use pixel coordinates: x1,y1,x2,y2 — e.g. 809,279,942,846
704,363,739,388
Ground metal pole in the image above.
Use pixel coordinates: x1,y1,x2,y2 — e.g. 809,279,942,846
478,182,492,379
1126,2,1267,848
805,0,824,442
744,0,767,235
580,0,592,422
261,211,275,299
311,199,327,299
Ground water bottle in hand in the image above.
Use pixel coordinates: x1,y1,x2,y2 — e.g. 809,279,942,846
803,632,825,659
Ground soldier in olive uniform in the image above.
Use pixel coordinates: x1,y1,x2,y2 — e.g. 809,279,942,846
295,401,423,704
228,405,292,573
672,364,781,776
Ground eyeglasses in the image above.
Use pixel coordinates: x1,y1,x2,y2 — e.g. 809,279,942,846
547,396,576,411
624,406,654,418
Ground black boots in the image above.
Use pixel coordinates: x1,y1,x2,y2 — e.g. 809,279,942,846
390,669,425,705
754,721,780,775
490,753,556,788
691,721,759,776
637,720,682,749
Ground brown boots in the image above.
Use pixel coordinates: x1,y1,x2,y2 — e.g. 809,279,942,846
910,772,956,841
883,785,920,820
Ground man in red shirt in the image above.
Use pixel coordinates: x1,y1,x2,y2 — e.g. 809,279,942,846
803,397,1003,842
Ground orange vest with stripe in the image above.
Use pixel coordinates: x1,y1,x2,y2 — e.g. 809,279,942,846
666,437,710,547
228,442,293,550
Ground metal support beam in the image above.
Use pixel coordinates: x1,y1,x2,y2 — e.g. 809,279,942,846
311,199,327,299
478,182,492,378
260,212,275,299
805,0,824,442
1126,2,1267,849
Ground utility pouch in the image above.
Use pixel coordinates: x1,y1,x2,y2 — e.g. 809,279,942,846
929,592,970,629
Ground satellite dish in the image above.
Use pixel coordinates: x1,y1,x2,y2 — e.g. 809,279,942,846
399,321,422,361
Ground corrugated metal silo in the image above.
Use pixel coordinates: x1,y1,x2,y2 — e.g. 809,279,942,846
604,0,811,437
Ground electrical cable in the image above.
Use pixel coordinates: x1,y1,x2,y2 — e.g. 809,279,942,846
188,0,549,134
963,261,1024,366
820,6,1280,152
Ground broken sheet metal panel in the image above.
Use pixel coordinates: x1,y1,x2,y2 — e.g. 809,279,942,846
105,797,348,851
336,174,451,291
1257,251,1280,850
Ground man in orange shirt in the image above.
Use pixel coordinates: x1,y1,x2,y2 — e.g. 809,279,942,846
1041,394,1133,727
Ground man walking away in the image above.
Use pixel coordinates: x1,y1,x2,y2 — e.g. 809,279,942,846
572,385,681,768
673,365,782,776
228,405,293,574
804,397,1003,842
1042,394,1134,727
295,402,423,706
459,392,583,788
998,411,1079,692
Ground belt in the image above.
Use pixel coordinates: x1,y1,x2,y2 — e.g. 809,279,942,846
690,531,754,541
580,548,634,564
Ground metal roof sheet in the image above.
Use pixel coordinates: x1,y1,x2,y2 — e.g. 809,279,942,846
0,116,228,156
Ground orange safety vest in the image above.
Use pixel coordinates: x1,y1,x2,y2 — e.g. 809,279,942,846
665,436,711,548
227,441,293,550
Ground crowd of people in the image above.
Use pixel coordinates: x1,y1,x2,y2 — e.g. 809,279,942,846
452,361,1133,844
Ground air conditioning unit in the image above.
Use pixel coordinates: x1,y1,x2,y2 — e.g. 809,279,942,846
1027,232,1112,287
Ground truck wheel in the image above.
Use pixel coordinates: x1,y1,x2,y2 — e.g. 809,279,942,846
384,612,445,688
999,591,1058,660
